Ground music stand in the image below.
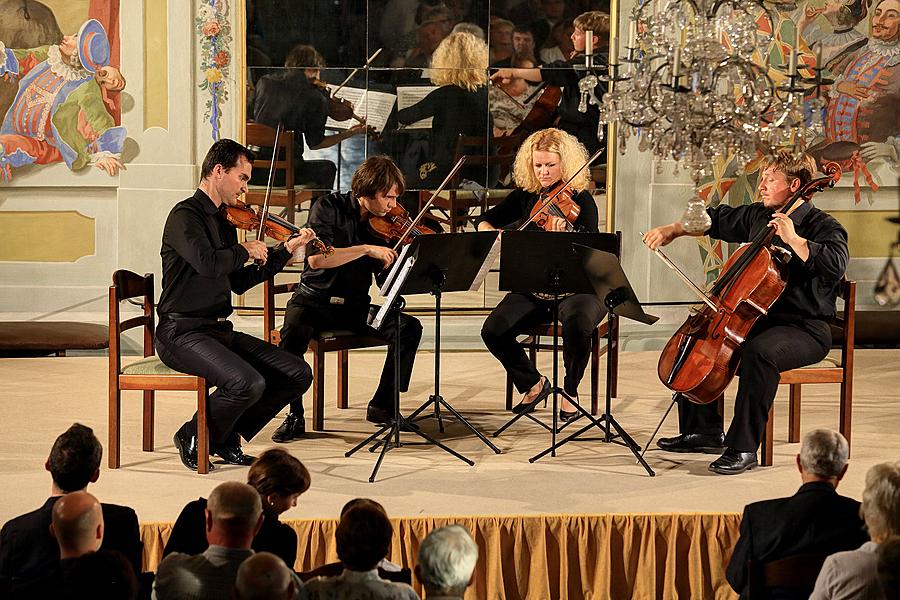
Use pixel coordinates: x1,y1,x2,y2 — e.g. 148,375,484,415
491,231,616,457
396,232,502,453
528,244,658,475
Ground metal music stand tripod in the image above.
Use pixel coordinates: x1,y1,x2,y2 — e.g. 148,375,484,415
402,232,502,454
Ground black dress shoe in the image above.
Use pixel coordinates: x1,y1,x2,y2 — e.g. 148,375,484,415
709,448,758,475
213,445,256,466
656,432,726,454
272,413,306,443
513,378,551,415
366,405,420,431
173,423,213,471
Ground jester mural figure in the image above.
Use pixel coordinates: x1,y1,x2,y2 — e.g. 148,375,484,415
0,18,126,182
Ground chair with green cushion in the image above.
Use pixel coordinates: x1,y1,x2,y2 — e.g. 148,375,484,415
108,270,210,474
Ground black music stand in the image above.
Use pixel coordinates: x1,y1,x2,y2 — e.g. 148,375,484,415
399,232,502,453
491,231,616,458
345,233,499,482
527,244,658,474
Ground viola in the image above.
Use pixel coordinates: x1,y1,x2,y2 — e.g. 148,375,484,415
224,201,334,256
528,180,580,232
368,205,437,246
656,162,842,405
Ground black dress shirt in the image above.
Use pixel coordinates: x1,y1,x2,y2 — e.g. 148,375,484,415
542,54,609,156
252,70,328,159
707,202,849,320
162,498,298,569
298,191,387,303
158,189,291,318
476,185,599,233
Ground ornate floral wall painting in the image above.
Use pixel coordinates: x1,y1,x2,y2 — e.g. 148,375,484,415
197,0,231,141
0,0,124,183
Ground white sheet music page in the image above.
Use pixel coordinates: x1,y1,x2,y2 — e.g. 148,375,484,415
396,86,437,129
371,248,416,329
324,85,397,133
468,233,502,291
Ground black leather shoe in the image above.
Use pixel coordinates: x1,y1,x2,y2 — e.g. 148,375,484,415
366,405,420,431
213,444,256,466
709,448,758,475
173,423,213,471
513,378,551,415
272,413,306,443
656,432,726,454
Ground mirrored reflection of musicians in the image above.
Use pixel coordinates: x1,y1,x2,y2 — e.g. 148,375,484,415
272,156,423,442
642,152,849,475
251,44,368,191
476,128,606,421
156,139,315,471
396,31,491,188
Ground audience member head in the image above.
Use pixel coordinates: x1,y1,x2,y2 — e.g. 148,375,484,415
512,25,536,61
417,5,454,55
247,448,311,515
235,552,295,600
416,525,478,598
861,462,900,543
430,31,489,91
796,428,850,485
51,491,104,559
451,22,485,40
336,498,393,571
876,537,900,599
541,0,566,20
205,481,264,549
64,549,138,600
46,423,102,494
489,18,514,60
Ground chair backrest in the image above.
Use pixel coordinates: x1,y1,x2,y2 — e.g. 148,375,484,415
453,134,516,188
747,553,828,599
109,270,156,380
245,122,296,194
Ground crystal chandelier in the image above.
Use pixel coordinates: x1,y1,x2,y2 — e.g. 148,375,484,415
598,0,829,230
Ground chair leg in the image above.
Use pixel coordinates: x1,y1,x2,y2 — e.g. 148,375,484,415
788,385,801,444
109,387,121,469
337,350,349,409
840,378,852,454
142,390,155,452
197,384,209,475
312,349,325,431
761,404,774,467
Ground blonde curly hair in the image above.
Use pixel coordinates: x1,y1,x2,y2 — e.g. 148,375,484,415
430,32,488,91
512,128,591,192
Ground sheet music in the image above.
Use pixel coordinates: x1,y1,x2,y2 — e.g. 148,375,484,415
468,233,502,291
324,85,397,133
371,253,416,329
396,86,437,129
379,243,414,296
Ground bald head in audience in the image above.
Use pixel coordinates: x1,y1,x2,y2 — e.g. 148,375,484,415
205,481,264,549
235,552,295,600
50,490,104,559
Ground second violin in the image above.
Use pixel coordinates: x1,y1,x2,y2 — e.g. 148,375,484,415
367,205,437,246
224,201,334,256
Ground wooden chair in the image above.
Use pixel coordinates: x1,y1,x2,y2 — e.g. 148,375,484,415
245,123,315,224
747,553,827,599
108,270,210,474
418,134,516,232
503,232,622,415
760,279,855,466
263,278,388,431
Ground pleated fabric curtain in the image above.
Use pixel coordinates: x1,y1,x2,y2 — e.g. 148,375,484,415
141,513,742,599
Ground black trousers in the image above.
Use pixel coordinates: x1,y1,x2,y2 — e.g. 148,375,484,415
676,316,831,452
481,292,607,397
279,296,423,413
155,318,312,446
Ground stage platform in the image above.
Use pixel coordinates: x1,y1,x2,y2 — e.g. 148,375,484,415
2,350,898,599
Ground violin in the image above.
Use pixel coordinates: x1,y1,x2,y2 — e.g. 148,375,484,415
368,205,437,246
655,162,842,405
528,180,580,232
311,78,364,123
224,201,334,256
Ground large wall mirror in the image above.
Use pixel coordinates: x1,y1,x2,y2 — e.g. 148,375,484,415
243,0,613,310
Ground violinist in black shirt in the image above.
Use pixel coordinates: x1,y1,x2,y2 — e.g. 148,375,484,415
476,128,606,422
156,139,315,471
643,151,849,475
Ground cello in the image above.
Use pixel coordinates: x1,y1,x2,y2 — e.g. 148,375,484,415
655,162,841,405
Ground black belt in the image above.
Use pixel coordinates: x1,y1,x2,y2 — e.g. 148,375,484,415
297,283,367,307
162,313,228,322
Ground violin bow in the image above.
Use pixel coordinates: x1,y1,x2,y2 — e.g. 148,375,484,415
331,48,383,96
257,121,284,241
518,148,603,231
391,156,468,252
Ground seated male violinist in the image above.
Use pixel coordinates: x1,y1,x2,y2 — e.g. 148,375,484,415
272,155,424,441
642,151,849,474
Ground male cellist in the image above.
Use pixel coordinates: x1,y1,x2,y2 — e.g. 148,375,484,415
642,151,849,474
